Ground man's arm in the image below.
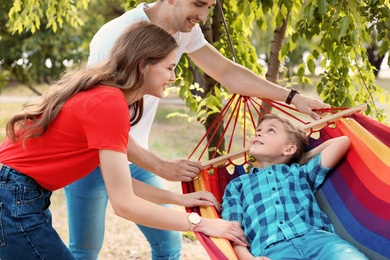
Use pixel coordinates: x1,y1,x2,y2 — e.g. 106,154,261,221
189,44,329,120
126,135,201,182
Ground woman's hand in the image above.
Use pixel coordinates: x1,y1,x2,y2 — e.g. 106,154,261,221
180,191,222,212
159,159,202,182
195,218,249,247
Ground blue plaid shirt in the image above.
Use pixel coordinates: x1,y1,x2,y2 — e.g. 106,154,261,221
221,154,335,256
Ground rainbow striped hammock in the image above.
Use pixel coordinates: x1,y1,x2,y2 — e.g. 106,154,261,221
182,95,390,260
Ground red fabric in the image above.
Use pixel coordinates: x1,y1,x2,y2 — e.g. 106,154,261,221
195,233,229,260
352,113,390,147
0,86,129,190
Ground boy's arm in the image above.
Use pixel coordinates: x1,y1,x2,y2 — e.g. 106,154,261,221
299,136,350,167
231,223,253,259
231,222,271,260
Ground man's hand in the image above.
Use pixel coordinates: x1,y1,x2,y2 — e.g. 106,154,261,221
292,94,331,120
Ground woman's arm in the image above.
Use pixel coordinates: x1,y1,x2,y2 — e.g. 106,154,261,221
132,178,221,211
127,135,201,182
99,149,246,245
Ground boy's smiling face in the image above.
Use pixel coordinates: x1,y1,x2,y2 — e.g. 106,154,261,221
250,118,294,165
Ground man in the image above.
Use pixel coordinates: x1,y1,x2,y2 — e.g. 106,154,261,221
65,1,330,259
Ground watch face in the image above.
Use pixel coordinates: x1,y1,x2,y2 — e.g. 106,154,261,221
189,213,201,224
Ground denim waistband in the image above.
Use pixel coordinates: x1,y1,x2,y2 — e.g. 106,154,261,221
0,162,40,187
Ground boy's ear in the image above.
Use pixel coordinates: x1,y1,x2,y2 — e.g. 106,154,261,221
283,144,297,156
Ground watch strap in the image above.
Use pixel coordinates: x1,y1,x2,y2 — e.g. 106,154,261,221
285,89,300,105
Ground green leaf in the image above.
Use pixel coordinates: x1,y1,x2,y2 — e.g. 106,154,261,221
297,64,305,78
307,58,316,74
338,15,351,40
317,0,327,15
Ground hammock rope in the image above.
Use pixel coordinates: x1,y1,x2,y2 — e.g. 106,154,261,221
189,93,366,169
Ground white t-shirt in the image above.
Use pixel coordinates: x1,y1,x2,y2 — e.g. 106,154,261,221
88,2,207,149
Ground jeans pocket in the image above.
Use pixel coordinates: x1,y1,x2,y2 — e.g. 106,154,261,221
16,185,52,217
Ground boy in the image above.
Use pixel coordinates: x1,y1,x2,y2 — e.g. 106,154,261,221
222,114,367,259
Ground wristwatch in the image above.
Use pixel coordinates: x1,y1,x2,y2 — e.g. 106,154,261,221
188,212,201,232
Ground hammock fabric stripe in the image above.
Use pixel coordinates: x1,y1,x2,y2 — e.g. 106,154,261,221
320,179,390,256
338,160,390,220
312,116,390,258
315,123,390,217
182,113,390,260
329,169,390,240
338,119,390,183
352,113,390,147
315,189,387,260
316,183,390,259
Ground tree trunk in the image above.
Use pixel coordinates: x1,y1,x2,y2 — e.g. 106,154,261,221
198,0,226,160
260,10,291,119
366,29,384,78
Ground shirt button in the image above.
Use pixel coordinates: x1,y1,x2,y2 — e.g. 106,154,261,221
272,187,276,191
279,221,283,224
276,201,280,204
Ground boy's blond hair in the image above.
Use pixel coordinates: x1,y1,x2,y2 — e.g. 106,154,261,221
258,114,309,163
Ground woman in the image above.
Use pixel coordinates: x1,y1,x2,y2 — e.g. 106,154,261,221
0,21,247,259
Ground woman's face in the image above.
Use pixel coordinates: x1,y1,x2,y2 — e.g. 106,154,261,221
142,50,177,98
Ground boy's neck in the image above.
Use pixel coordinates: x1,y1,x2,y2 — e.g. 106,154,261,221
255,157,291,169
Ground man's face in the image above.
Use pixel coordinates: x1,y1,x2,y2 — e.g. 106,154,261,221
171,0,216,33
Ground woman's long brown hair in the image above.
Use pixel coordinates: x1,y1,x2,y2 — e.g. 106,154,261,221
6,21,178,143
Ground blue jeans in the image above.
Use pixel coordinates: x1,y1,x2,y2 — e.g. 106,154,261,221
0,164,76,260
64,164,182,260
262,229,368,259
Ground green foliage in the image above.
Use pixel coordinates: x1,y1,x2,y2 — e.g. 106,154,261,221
3,0,390,123
221,0,264,75
1,0,122,88
8,0,90,33
289,0,390,121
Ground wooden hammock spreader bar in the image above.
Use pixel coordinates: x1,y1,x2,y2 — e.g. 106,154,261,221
201,104,367,169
